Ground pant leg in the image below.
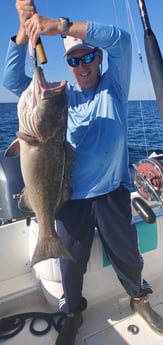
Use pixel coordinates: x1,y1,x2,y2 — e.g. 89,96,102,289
94,186,153,298
56,198,95,314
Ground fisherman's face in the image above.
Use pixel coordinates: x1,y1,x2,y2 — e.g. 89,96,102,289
67,48,102,90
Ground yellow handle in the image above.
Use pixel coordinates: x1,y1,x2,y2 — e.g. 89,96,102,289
36,37,48,64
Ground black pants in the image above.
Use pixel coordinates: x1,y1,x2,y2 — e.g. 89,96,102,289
56,185,152,314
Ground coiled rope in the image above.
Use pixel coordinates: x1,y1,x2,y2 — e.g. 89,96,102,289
0,311,66,340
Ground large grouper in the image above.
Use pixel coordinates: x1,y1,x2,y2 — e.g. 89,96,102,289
5,66,74,266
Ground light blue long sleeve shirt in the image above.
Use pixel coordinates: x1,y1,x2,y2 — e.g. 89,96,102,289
3,21,132,199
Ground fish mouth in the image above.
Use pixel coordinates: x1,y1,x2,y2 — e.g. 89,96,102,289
35,67,67,99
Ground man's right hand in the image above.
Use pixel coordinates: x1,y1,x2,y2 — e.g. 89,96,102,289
15,0,36,44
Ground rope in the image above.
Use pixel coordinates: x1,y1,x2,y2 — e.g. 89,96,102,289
125,0,143,65
0,311,66,340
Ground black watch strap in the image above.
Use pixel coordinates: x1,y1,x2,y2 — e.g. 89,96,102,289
58,17,70,38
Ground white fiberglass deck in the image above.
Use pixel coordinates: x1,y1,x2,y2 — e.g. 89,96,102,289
1,274,163,345
1,196,163,344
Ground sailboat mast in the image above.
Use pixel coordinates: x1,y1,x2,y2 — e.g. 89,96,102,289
137,0,163,122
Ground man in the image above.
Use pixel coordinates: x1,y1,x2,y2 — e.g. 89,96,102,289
3,1,163,344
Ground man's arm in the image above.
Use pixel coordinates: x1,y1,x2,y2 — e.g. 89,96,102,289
3,0,36,96
24,15,132,101
15,0,36,45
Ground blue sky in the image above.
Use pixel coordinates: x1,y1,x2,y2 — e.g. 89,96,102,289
0,0,162,102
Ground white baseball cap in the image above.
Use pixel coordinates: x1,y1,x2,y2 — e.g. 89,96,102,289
63,36,95,56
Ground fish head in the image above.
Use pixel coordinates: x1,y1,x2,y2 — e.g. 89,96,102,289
17,67,68,143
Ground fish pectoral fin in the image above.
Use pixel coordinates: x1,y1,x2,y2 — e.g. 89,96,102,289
30,235,73,267
4,139,20,157
18,188,34,213
16,131,40,145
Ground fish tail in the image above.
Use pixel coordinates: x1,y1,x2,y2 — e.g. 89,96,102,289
30,236,73,267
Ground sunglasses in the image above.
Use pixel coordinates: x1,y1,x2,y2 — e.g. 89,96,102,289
67,48,98,67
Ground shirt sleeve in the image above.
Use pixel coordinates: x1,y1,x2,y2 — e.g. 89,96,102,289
85,21,132,101
3,36,32,97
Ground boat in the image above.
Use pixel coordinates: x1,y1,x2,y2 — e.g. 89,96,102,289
0,1,163,344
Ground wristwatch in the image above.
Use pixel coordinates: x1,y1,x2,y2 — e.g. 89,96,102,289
58,17,70,38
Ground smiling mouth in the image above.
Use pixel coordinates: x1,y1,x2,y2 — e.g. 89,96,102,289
80,71,90,77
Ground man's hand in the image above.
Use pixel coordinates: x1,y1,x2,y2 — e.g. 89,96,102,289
16,0,36,26
24,14,60,47
15,0,36,44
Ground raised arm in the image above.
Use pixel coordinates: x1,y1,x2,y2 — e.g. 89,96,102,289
3,0,36,96
25,15,132,100
3,6,131,100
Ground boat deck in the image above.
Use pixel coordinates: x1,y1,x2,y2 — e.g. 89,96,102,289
1,197,163,344
1,274,163,345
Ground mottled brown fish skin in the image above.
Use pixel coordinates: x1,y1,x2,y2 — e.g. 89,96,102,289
16,67,73,266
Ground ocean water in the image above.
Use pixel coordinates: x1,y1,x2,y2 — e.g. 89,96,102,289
0,100,163,190
128,100,163,165
0,103,18,151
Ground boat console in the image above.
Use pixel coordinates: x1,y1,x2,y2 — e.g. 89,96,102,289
0,151,31,224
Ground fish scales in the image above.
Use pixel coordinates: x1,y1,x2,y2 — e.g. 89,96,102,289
5,67,73,266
